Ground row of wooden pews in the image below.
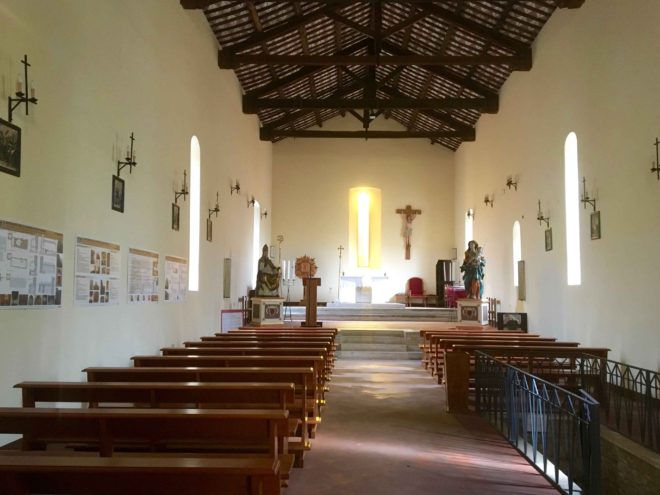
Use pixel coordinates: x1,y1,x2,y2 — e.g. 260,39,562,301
419,325,609,412
0,325,337,495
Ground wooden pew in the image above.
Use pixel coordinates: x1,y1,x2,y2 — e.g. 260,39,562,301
0,407,288,459
130,355,327,402
83,367,318,461
430,336,561,379
0,453,281,495
161,347,333,370
444,346,610,413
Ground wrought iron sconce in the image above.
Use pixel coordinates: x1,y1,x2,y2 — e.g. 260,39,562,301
7,55,38,123
506,176,518,191
174,170,189,204
484,194,494,207
247,196,256,208
208,191,220,219
580,176,597,211
230,180,241,195
261,210,268,220
651,138,660,180
206,192,220,242
466,208,475,220
536,200,550,228
117,132,137,177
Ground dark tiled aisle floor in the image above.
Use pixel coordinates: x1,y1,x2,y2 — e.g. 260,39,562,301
287,360,560,495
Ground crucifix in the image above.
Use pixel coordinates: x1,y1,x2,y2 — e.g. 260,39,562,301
395,205,422,260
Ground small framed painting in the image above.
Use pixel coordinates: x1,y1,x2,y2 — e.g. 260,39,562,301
206,218,213,242
0,118,21,177
544,228,553,251
497,312,528,331
111,175,125,213
171,203,180,231
591,211,601,240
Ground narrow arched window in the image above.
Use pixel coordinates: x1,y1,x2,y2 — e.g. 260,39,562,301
564,132,581,285
512,221,522,286
188,136,200,291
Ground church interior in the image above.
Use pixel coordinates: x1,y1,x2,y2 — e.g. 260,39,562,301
0,0,659,494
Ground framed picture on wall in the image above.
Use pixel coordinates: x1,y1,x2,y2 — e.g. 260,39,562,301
111,175,125,213
591,211,601,240
0,118,21,177
545,228,553,251
206,218,212,242
517,260,526,301
171,203,180,231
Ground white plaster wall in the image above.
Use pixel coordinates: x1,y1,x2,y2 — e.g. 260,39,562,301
0,0,272,410
272,116,455,304
454,0,660,370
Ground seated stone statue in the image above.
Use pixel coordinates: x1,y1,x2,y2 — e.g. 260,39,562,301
255,244,281,297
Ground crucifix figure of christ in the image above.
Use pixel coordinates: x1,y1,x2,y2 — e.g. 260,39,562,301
396,205,422,260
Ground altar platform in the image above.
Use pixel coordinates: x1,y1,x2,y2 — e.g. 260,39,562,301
286,302,457,322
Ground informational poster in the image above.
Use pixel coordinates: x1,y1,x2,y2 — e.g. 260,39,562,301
220,309,244,333
164,255,187,303
0,220,63,309
127,248,159,304
74,237,120,306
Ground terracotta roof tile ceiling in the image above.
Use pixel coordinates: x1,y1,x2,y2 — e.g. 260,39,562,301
184,0,585,151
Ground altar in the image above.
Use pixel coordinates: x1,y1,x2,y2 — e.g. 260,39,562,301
339,274,389,304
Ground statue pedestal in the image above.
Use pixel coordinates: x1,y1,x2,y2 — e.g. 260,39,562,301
251,297,285,326
457,298,488,325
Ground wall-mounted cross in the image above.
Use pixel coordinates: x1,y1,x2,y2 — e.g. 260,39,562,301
395,204,422,260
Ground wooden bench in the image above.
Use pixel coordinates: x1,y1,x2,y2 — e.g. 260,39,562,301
83,367,318,459
0,453,281,495
161,347,333,370
444,346,610,413
0,407,289,459
430,337,562,379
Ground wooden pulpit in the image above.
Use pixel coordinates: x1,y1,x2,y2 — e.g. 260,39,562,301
302,277,322,327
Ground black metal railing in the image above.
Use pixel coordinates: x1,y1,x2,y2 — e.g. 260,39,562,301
475,351,601,495
577,354,659,453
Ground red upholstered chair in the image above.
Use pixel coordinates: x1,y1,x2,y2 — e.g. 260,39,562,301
406,277,426,307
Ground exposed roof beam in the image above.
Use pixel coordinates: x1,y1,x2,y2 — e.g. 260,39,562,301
558,0,586,8
244,39,369,99
245,96,498,113
179,0,214,8
260,79,365,132
381,41,499,98
221,53,531,69
381,9,427,39
325,11,374,38
260,129,474,141
419,2,531,56
218,4,339,62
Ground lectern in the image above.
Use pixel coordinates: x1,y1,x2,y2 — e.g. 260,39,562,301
302,277,322,327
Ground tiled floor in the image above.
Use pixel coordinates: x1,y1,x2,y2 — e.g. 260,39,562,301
287,360,560,495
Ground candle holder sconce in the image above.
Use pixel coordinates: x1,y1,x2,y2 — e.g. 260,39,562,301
230,180,241,195
206,192,220,242
8,55,38,123
537,200,550,228
651,138,660,180
117,132,137,177
506,176,518,191
484,194,494,207
174,170,189,204
247,196,256,208
466,208,475,220
580,176,597,211
261,210,268,220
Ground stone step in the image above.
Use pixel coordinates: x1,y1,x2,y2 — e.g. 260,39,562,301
339,329,407,338
340,335,405,344
338,350,422,360
339,343,408,352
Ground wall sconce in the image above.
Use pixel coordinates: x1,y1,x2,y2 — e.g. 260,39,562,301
174,170,189,204
580,176,597,211
506,176,518,191
230,180,241,195
466,208,475,220
261,210,268,220
247,196,256,208
117,132,137,177
7,54,38,123
651,138,660,180
536,200,550,228
206,192,220,242
484,194,494,207
208,191,220,219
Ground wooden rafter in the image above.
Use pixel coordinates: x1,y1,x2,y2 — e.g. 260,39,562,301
260,129,474,141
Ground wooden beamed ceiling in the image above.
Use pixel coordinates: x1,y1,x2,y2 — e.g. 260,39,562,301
183,0,585,151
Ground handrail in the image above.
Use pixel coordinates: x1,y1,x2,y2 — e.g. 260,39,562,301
475,351,601,495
